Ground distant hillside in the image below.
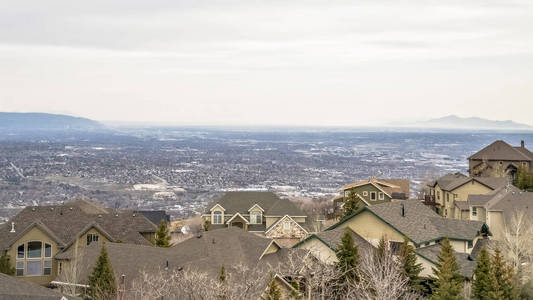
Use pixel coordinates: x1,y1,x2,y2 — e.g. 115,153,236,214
408,115,533,130
0,112,102,131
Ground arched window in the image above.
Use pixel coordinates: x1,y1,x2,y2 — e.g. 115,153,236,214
15,241,52,276
213,211,222,224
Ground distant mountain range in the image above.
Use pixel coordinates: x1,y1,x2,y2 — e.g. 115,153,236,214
0,112,102,131
398,115,533,130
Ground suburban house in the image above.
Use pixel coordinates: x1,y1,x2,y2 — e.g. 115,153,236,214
332,178,410,218
293,226,375,265
300,200,489,278
202,191,314,247
468,140,533,179
0,200,157,286
426,172,507,218
54,227,305,299
459,185,533,239
0,273,79,300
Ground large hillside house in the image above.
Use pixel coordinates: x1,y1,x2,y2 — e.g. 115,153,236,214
469,140,533,179
296,200,489,279
54,228,305,299
458,185,533,239
0,200,157,286
202,191,314,247
426,173,507,218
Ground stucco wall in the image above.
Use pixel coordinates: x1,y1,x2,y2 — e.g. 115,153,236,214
337,211,405,246
296,238,338,265
488,211,505,240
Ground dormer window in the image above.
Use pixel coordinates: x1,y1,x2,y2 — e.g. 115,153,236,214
250,211,262,224
213,211,223,224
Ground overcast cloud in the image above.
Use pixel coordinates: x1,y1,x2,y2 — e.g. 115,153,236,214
0,0,532,126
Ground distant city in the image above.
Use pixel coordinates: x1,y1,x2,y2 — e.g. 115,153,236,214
1,125,532,223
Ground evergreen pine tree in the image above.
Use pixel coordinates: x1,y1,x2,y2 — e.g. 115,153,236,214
0,254,15,275
399,236,424,294
431,238,464,300
155,220,171,247
335,228,359,283
203,219,211,232
343,189,361,218
490,248,518,300
87,245,116,300
375,235,388,263
219,265,226,282
472,247,492,300
262,273,282,300
517,166,528,190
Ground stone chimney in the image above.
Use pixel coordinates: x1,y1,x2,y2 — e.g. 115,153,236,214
521,140,525,148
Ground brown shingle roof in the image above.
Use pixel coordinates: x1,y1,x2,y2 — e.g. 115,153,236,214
205,191,307,216
430,173,507,192
415,244,476,278
342,178,410,198
468,140,533,161
0,200,156,251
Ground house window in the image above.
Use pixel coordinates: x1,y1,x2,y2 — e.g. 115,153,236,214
370,192,376,200
445,209,448,216
87,234,99,246
363,191,368,196
16,261,24,276
378,192,384,200
446,193,449,202
283,221,291,230
16,241,51,277
437,191,440,200
213,211,222,224
250,211,261,224
472,207,477,216
468,240,473,249
453,194,458,199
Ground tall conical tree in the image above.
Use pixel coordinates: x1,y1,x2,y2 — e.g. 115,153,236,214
343,189,361,218
335,228,359,283
490,248,518,300
203,219,211,232
155,220,171,247
87,244,116,300
431,238,463,300
219,265,226,283
0,254,15,275
262,273,282,300
472,247,492,300
375,235,388,264
399,236,423,294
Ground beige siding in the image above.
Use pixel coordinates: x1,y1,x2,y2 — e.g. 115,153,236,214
336,210,405,246
297,238,338,265
488,211,505,240
416,254,436,278
265,217,280,229
7,227,59,286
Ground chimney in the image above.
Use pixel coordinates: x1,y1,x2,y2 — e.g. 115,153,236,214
401,204,405,217
521,140,525,148
10,222,15,233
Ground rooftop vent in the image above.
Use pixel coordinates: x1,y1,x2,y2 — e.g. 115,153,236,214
69,207,73,211
522,140,525,148
197,233,202,239
50,207,54,211
31,207,36,212
165,260,169,271
401,204,405,217
98,214,102,218
10,222,15,233
212,238,216,244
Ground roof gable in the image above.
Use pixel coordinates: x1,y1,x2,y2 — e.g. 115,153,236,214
469,140,533,161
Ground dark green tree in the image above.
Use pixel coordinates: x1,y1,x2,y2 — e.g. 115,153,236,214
87,245,116,300
490,248,518,300
375,235,388,264
472,247,492,300
335,228,359,283
262,273,282,300
155,220,171,247
431,238,463,300
219,265,226,282
343,189,361,217
203,219,211,232
0,254,15,275
399,236,423,294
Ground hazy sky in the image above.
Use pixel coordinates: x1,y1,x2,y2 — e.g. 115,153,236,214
1,0,532,126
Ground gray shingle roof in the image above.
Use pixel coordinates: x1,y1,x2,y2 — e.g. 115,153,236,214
205,191,306,216
328,200,486,245
56,228,303,288
468,140,533,161
0,273,79,300
0,200,156,250
415,244,476,278
430,173,507,192
309,226,374,252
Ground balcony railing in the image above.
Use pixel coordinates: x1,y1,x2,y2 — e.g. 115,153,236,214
423,195,437,206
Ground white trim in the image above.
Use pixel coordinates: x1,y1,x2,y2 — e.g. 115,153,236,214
258,239,282,260
226,212,250,224
248,204,265,212
357,194,371,206
265,215,308,235
209,204,226,212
